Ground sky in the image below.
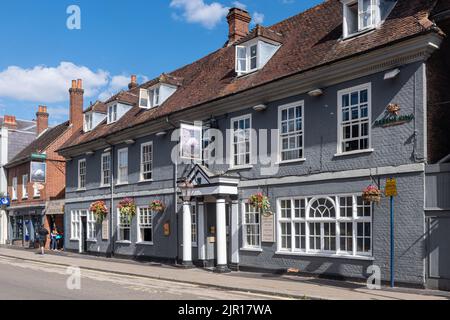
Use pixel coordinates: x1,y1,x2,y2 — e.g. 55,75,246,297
0,0,323,125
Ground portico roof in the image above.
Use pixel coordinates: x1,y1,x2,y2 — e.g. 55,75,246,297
182,164,240,196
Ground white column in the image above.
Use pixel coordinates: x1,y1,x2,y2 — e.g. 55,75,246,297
182,201,193,266
197,202,206,261
231,200,239,266
216,198,229,272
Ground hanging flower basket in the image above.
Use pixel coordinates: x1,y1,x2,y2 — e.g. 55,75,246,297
89,200,108,223
362,185,382,203
118,198,136,223
249,192,272,216
150,200,165,213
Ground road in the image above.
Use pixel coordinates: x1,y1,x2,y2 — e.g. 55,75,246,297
0,256,289,300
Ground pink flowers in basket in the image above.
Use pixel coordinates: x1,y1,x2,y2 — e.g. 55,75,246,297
248,192,272,215
150,200,165,213
89,200,108,223
118,198,136,216
362,185,382,203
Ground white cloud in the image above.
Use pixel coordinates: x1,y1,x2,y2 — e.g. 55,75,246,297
232,1,247,10
98,74,148,101
170,0,229,29
0,62,109,103
253,12,265,25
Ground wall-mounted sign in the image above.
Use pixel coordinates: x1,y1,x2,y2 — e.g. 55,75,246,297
180,123,203,161
30,162,46,183
31,153,47,161
0,197,10,206
385,178,398,197
163,222,170,236
102,218,109,240
261,213,275,243
374,114,414,127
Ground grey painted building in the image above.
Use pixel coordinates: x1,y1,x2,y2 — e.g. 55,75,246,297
58,1,450,290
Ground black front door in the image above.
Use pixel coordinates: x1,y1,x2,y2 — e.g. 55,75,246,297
81,216,87,253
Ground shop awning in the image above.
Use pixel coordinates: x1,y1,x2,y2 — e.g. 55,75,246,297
45,200,65,215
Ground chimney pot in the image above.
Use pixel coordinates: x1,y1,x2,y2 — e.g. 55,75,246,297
227,7,251,45
72,80,77,89
3,115,17,130
36,105,49,135
77,79,83,89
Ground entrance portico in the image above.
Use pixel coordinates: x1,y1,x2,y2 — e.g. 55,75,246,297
180,165,240,273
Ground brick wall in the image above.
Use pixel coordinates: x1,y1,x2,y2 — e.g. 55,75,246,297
427,20,450,163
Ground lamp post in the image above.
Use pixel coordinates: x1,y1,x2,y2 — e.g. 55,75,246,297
179,179,194,267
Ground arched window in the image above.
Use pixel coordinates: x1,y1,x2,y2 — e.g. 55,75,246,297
309,198,336,218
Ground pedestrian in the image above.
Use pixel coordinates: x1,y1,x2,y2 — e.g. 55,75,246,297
50,229,59,251
37,226,49,255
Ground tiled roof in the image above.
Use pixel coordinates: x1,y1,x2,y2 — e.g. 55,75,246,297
84,101,107,114
0,117,36,133
235,24,284,45
7,121,70,166
61,0,441,151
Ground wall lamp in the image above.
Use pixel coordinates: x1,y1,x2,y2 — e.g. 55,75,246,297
384,68,401,80
85,151,94,156
252,104,267,112
156,131,168,137
308,89,324,97
125,139,135,145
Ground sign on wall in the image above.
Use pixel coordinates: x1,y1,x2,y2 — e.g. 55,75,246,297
261,213,275,243
30,162,46,183
180,123,203,160
385,178,398,197
102,218,109,240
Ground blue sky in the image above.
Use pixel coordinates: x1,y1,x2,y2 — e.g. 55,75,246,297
0,0,322,124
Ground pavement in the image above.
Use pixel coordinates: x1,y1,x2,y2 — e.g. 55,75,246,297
0,246,449,300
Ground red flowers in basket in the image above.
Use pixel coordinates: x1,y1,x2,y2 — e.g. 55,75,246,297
89,200,108,223
150,200,165,213
362,185,382,203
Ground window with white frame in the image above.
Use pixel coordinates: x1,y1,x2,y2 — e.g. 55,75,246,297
140,142,153,181
118,209,131,242
139,88,150,109
33,183,41,198
22,174,28,199
277,195,372,257
87,211,96,240
138,207,153,243
231,115,252,167
236,43,258,75
279,102,304,162
71,210,81,240
191,203,197,246
12,177,18,200
84,113,93,132
101,153,111,186
117,148,128,184
242,203,261,249
338,84,371,154
149,87,160,107
78,159,86,189
107,104,118,124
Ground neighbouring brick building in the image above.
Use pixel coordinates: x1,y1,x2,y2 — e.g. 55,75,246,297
58,0,450,290
4,80,85,249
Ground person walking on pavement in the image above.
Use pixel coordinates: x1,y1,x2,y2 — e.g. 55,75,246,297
37,226,49,255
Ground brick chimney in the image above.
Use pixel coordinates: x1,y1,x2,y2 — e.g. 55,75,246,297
69,79,84,132
36,105,49,135
227,8,251,45
2,115,17,130
128,75,138,90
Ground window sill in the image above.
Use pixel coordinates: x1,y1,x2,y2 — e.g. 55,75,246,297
116,240,132,245
76,188,87,192
240,247,263,253
237,69,259,78
22,197,28,200
115,183,129,187
275,251,374,261
228,165,253,171
99,185,111,189
334,149,374,158
138,179,153,184
276,158,306,165
87,239,97,243
343,27,376,41
136,242,154,246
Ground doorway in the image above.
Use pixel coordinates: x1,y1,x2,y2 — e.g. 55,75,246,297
80,216,87,253
426,216,450,291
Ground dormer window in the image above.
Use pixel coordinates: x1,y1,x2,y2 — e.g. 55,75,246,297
84,113,93,132
108,104,118,124
139,84,175,109
235,39,280,76
342,0,397,38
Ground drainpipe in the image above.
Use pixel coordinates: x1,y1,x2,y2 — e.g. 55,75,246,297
105,140,115,257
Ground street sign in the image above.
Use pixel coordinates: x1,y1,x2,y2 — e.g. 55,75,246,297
0,197,10,206
385,178,398,197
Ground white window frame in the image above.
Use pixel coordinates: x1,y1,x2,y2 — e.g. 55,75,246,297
87,211,96,241
342,0,380,38
12,177,18,200
70,210,81,240
139,88,150,109
235,40,259,76
242,202,262,249
117,148,128,185
276,194,373,258
107,104,118,124
78,159,87,190
22,174,28,199
278,100,305,163
140,142,153,182
84,112,93,132
230,114,253,169
337,83,372,155
101,153,111,187
117,208,131,242
137,207,153,244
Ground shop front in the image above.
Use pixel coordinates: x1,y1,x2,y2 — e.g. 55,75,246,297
7,205,45,248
